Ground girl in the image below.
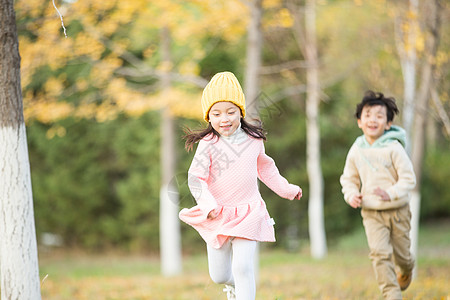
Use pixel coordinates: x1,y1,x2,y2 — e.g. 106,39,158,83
179,71,302,300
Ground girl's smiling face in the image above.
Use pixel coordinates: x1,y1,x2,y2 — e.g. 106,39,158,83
208,101,241,137
357,104,392,144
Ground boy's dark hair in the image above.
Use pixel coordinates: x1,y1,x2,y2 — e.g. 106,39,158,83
355,90,399,122
183,118,266,152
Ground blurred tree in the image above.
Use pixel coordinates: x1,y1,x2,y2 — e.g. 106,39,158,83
244,0,263,119
304,0,327,260
409,0,443,273
242,0,264,280
395,0,419,148
159,26,182,277
289,0,327,259
0,0,41,298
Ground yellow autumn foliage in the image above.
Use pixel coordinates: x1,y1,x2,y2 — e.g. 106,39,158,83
264,8,293,29
95,100,122,123
178,61,201,76
44,77,65,97
103,78,203,119
168,0,248,44
165,89,203,120
72,32,105,60
75,78,89,92
90,59,119,86
24,98,74,124
436,50,449,67
17,0,305,124
263,0,283,9
73,103,98,120
45,124,67,139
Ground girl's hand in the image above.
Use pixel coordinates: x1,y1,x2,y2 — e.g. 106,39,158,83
374,187,390,201
349,194,362,208
207,208,220,220
294,188,302,200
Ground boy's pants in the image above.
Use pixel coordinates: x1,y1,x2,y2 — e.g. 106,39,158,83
361,204,415,300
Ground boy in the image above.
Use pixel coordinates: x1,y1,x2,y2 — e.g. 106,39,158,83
340,91,416,300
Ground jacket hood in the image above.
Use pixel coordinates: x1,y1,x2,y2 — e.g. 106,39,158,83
356,125,407,148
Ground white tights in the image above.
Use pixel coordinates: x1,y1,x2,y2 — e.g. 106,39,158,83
207,238,257,300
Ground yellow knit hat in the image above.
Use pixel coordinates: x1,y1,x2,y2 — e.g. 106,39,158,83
201,71,246,121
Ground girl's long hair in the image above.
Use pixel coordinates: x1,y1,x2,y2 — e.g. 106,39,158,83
183,118,266,152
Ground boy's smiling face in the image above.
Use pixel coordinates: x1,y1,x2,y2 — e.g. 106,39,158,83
357,104,392,145
208,101,241,137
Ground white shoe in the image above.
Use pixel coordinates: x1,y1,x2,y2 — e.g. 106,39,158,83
223,284,236,300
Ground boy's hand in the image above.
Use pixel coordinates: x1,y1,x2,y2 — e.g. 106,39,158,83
294,188,303,200
374,187,390,201
349,194,362,208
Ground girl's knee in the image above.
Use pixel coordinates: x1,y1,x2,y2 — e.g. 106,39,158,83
209,269,232,284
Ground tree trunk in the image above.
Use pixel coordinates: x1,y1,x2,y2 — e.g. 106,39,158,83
396,0,419,152
244,0,263,121
305,0,327,259
0,1,42,298
243,0,263,282
430,85,450,138
409,0,441,277
159,26,182,277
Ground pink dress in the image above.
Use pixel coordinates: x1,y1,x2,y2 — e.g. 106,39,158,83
179,134,300,249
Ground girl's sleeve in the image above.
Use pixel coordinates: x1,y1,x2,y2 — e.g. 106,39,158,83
257,142,300,200
340,145,361,204
386,143,416,201
187,139,218,217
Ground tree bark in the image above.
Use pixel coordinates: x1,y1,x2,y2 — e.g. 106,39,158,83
409,0,441,276
244,0,263,122
395,0,419,152
243,0,263,282
0,0,42,298
159,26,182,277
305,0,327,259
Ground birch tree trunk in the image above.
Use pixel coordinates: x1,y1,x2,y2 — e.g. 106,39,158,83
244,0,263,121
304,0,327,259
243,0,263,282
396,0,419,151
159,26,182,277
0,0,42,298
394,0,419,277
409,0,441,276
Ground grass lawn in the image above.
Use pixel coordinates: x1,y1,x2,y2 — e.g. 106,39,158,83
39,221,450,299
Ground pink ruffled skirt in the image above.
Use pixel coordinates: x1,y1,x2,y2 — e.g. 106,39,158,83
179,200,275,249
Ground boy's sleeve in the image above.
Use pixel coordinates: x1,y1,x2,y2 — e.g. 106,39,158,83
386,143,416,201
340,145,361,204
187,139,218,217
257,142,300,200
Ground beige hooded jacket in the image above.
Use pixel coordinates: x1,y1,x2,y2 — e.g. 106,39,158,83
340,126,416,210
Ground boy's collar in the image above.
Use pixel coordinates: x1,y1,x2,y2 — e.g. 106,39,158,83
356,125,407,148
